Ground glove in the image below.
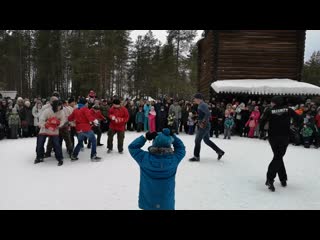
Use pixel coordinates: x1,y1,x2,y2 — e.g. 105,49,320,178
145,131,158,141
93,119,99,126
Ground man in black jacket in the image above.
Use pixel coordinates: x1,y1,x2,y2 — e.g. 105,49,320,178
260,96,299,192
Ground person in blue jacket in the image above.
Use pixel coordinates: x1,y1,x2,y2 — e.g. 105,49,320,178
128,128,186,210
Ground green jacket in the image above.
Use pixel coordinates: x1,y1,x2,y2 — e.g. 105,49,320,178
300,126,313,138
8,113,21,127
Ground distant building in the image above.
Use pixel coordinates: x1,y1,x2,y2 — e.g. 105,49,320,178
0,91,17,99
197,30,306,99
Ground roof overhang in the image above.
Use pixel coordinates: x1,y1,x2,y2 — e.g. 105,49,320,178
211,79,320,96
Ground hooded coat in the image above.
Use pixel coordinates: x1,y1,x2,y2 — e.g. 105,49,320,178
128,133,186,210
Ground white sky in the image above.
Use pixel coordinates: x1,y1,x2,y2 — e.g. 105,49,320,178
131,30,320,62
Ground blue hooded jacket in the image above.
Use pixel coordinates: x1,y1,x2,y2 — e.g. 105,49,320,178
128,134,186,210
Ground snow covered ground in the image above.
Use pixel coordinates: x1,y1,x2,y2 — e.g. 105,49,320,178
1,132,319,210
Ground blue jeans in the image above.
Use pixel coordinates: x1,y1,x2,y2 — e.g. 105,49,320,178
193,122,223,158
73,131,97,158
36,135,63,161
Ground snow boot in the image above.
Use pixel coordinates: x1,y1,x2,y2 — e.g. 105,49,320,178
281,180,287,187
189,156,200,162
265,179,275,192
91,155,102,162
217,151,225,160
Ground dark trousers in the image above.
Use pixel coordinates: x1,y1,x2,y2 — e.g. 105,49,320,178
46,127,73,155
136,122,144,132
88,126,102,146
267,136,289,182
9,125,18,139
210,119,219,137
188,125,194,135
127,117,135,131
70,126,77,148
107,129,125,152
193,122,223,158
100,121,108,133
22,125,35,137
36,135,63,161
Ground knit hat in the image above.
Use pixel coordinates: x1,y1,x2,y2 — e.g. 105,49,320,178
78,97,87,105
52,91,60,98
68,97,75,104
193,93,203,100
152,128,174,148
113,99,121,105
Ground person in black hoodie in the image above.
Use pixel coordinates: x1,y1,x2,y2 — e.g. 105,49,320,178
260,96,299,192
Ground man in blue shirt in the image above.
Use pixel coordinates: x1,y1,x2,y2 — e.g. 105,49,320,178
189,93,225,162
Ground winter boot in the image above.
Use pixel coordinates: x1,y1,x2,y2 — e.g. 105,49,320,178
217,151,225,160
189,156,200,162
281,180,287,187
91,155,102,162
265,179,275,192
57,160,63,166
70,155,79,161
34,158,43,164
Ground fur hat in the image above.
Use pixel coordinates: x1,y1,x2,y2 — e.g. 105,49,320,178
24,101,31,107
152,128,174,148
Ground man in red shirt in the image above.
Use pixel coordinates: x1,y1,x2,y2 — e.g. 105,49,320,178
107,99,129,154
88,104,106,147
68,97,102,161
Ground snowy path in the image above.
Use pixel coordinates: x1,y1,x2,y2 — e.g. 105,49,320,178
0,132,319,210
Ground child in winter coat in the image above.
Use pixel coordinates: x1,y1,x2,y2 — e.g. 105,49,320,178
8,107,21,139
148,106,157,132
300,123,313,148
157,105,167,132
245,116,256,138
135,107,144,132
187,112,195,135
167,112,177,134
224,113,235,139
128,128,186,210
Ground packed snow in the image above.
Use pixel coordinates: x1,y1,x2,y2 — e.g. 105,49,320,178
211,79,320,95
1,131,320,210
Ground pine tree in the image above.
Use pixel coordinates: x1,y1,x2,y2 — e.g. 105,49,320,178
303,51,320,87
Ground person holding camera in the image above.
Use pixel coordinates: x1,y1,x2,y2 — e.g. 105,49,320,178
128,128,186,210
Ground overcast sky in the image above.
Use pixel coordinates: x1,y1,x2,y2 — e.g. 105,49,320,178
131,30,320,62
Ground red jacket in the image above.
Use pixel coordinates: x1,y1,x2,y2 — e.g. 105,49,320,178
108,106,129,131
316,114,320,128
90,109,106,121
68,107,96,133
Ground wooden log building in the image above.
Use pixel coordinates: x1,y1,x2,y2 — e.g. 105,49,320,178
197,30,306,99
